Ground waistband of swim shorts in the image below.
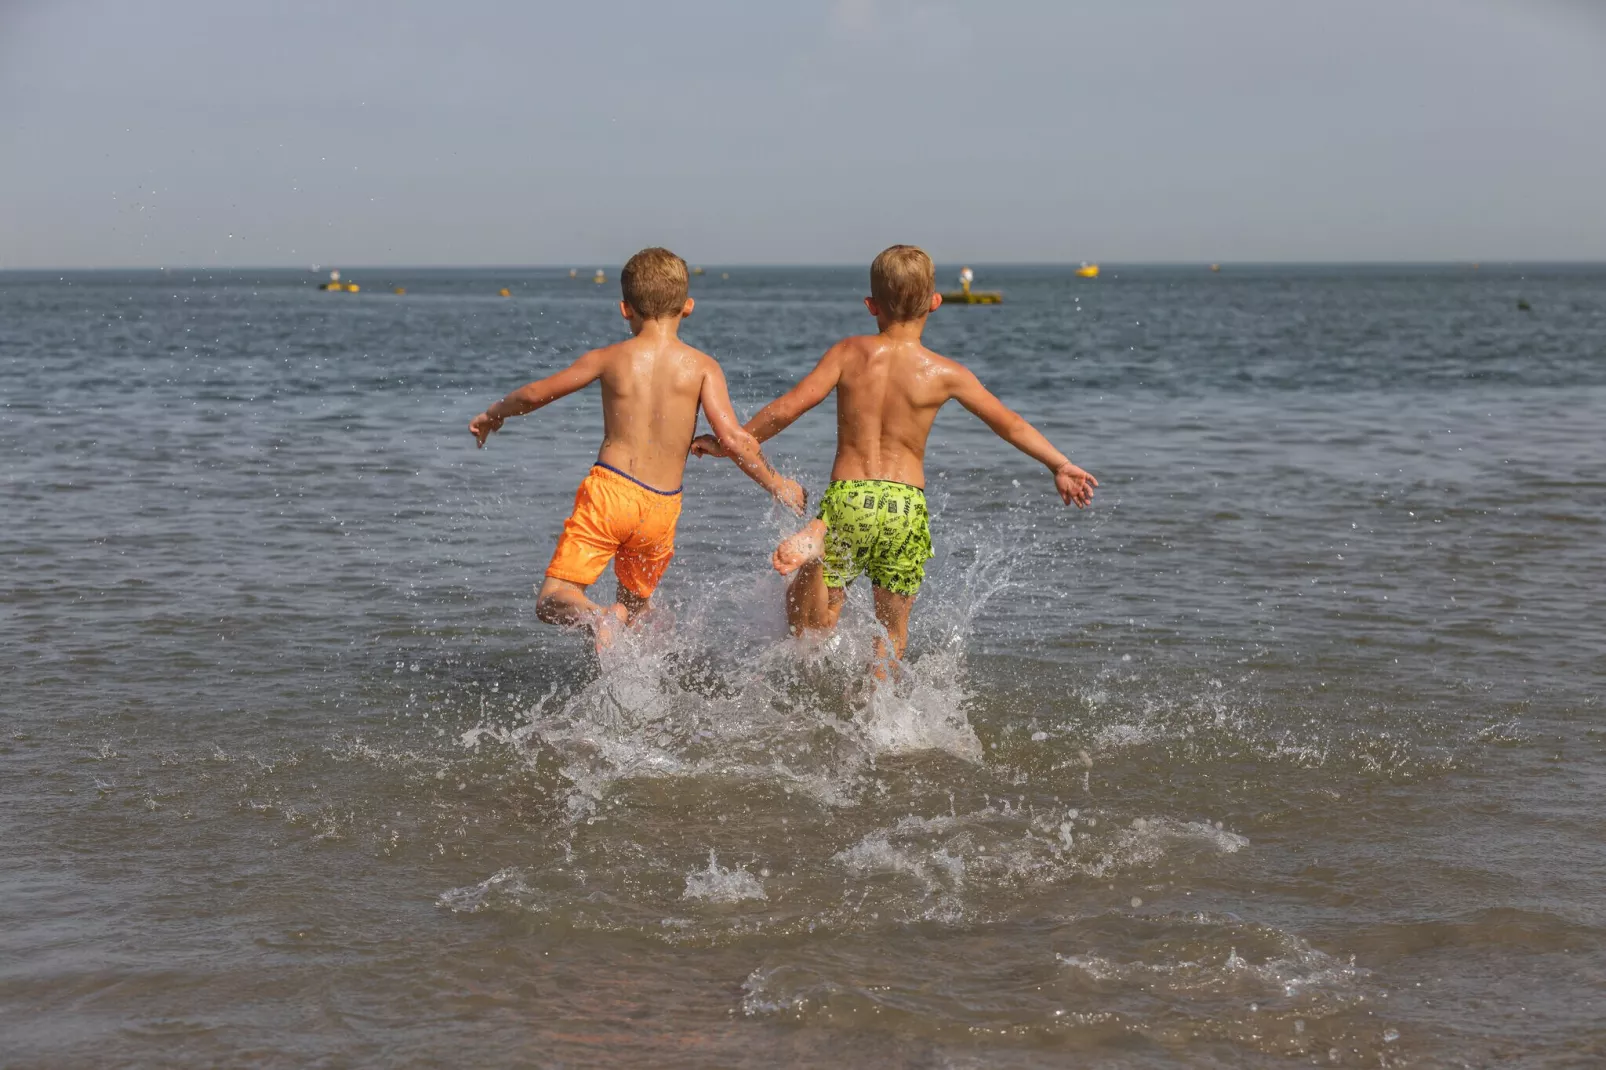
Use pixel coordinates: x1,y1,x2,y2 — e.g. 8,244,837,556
592,461,682,496
825,478,925,496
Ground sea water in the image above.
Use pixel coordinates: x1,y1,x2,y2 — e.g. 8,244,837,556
2,264,1604,1067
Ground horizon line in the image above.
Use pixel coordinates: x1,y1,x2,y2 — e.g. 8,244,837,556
4,258,1605,274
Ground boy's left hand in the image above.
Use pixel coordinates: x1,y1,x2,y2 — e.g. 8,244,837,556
1055,462,1098,507
469,411,504,447
689,434,726,458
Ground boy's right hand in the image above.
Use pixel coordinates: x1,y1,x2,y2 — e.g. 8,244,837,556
1055,462,1098,507
775,477,807,517
469,411,504,448
689,433,726,458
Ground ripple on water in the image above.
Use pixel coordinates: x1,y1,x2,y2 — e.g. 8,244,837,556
741,911,1376,1059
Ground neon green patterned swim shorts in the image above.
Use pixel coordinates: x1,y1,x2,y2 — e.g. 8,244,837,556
817,479,933,596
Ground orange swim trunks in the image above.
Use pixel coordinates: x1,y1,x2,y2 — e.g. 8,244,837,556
545,463,683,599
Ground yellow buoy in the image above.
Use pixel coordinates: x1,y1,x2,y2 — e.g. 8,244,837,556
691,266,705,276
1075,262,1099,279
593,270,605,284
498,288,511,297
393,286,406,295
568,269,578,278
344,283,359,293
1209,264,1221,273
721,272,729,280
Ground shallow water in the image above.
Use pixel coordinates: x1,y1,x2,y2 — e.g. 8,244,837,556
3,264,1604,1067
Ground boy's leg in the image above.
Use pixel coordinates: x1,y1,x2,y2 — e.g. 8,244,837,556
776,519,848,636
870,586,915,666
536,575,606,624
614,583,650,623
785,560,847,635
536,575,623,631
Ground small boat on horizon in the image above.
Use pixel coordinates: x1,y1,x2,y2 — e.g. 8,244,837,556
941,265,1002,304
317,269,359,293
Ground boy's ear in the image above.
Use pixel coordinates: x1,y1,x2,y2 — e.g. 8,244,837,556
864,296,880,318
681,297,695,318
619,300,634,321
928,292,942,313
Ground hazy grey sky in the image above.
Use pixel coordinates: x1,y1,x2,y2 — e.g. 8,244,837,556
2,0,1603,267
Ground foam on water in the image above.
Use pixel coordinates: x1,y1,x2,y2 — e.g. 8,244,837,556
682,850,767,903
458,547,1002,824
425,540,1290,946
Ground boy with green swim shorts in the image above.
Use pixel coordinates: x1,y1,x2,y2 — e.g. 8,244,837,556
691,245,1097,665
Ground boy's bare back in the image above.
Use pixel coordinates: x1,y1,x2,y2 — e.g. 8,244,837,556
590,334,722,492
470,318,798,505
815,332,981,488
731,324,1087,502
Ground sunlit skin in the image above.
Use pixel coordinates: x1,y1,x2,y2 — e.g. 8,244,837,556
693,291,1095,668
472,298,804,646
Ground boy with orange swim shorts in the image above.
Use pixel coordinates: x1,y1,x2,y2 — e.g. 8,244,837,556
470,248,803,643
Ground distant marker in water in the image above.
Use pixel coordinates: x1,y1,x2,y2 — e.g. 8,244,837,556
942,264,1002,304
593,270,606,284
498,287,511,297
318,268,358,293
1517,297,1532,312
568,268,578,278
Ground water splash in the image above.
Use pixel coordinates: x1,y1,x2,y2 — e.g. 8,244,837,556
682,850,767,903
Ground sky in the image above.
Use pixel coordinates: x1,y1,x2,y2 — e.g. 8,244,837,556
2,0,1603,268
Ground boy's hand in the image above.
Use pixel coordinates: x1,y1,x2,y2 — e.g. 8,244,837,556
469,411,504,447
689,433,726,458
1054,462,1098,507
775,477,807,517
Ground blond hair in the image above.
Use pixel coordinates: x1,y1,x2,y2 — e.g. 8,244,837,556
870,245,936,322
620,247,689,319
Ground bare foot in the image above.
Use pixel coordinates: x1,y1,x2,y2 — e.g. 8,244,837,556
593,603,630,652
773,519,827,576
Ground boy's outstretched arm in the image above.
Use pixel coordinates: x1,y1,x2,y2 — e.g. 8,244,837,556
699,362,807,515
469,349,607,447
951,368,1098,507
690,346,842,457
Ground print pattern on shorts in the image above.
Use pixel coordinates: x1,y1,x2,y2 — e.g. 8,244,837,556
816,479,933,596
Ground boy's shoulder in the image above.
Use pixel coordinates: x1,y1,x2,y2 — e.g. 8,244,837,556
671,338,721,374
856,335,968,374
593,335,715,369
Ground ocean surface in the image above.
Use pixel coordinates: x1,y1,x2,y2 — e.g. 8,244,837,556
2,263,1604,1068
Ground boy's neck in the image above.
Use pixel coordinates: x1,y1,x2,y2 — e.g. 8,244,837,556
630,315,683,340
876,315,927,343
